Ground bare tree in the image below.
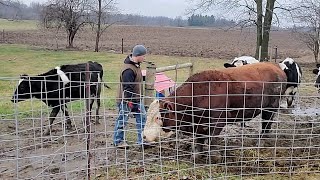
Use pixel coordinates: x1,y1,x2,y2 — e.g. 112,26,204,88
41,0,90,48
189,0,288,61
292,0,320,63
88,0,118,52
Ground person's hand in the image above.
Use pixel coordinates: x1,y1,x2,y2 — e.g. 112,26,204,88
127,101,134,109
127,101,140,112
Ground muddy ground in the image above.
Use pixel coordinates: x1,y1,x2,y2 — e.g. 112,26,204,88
1,102,320,179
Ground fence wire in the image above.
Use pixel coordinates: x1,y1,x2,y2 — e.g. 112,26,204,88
1,76,320,180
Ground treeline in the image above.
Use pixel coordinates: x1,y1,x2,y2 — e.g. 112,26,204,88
0,0,41,20
110,14,187,27
188,14,235,27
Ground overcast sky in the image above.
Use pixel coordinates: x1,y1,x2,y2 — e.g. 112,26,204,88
22,0,191,18
117,0,190,18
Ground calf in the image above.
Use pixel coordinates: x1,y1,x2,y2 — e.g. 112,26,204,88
224,56,259,68
12,61,106,135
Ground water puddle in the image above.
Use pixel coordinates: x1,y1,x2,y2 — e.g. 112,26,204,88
292,107,320,116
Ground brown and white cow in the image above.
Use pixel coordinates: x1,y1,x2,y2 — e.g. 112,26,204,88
144,62,287,159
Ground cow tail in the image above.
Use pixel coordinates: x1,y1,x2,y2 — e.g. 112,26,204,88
99,71,111,89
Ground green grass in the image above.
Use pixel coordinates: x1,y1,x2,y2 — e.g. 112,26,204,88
0,19,38,31
0,44,225,118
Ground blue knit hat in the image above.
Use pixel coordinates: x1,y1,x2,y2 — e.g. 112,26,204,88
132,45,147,57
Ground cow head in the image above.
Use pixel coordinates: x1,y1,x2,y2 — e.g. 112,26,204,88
160,100,177,132
313,64,320,91
143,99,162,142
12,74,33,103
224,56,258,68
143,99,175,142
280,58,302,85
279,58,302,107
224,60,248,68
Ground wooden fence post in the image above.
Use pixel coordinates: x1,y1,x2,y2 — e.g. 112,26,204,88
121,38,124,54
145,62,156,107
274,46,278,62
189,61,194,77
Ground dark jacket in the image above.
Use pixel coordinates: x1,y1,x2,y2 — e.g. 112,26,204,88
116,55,143,103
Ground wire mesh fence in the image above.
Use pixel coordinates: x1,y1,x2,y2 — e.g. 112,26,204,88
1,75,320,179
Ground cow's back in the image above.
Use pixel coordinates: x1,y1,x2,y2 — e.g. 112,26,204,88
223,62,286,83
166,62,286,119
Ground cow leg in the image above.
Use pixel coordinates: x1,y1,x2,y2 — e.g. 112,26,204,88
88,98,97,123
205,120,226,163
192,135,206,160
95,98,101,124
261,110,275,135
95,83,102,124
61,105,72,130
44,107,60,136
287,88,298,107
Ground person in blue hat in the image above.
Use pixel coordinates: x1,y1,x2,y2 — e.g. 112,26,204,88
113,45,150,149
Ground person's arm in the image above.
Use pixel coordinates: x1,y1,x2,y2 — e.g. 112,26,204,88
122,69,137,102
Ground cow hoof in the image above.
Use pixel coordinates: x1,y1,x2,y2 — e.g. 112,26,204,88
66,124,73,130
208,151,222,164
43,129,50,136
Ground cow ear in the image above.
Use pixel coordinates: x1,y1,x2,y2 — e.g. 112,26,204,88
20,74,28,79
163,102,173,111
313,69,319,75
317,64,320,68
224,63,234,68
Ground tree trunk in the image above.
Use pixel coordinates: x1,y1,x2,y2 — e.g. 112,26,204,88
94,0,102,52
260,0,276,61
255,0,263,61
315,37,319,63
68,30,76,48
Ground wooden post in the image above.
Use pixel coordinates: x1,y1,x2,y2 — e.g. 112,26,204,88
258,46,261,61
189,61,194,77
2,29,4,42
274,46,278,62
145,62,156,107
269,46,273,62
121,38,124,54
85,63,91,180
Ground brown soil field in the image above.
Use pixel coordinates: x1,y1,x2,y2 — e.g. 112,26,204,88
2,25,314,61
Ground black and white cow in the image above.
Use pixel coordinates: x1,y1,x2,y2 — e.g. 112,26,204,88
312,64,320,92
12,61,106,135
224,56,259,68
279,58,302,107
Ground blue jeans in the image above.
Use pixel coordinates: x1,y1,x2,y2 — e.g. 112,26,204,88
113,101,146,145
